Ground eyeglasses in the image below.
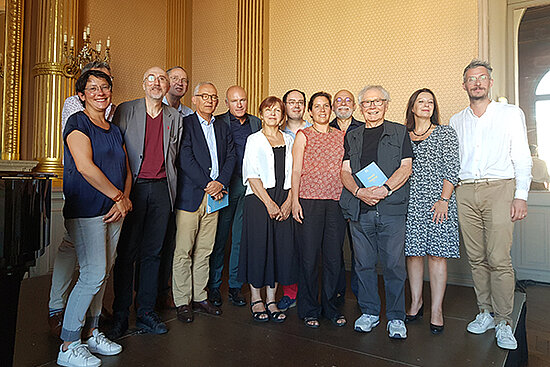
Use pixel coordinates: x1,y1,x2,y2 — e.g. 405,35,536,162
144,74,168,83
85,85,112,94
286,100,305,107
335,97,353,104
195,93,219,102
465,74,490,84
360,99,386,108
170,77,188,84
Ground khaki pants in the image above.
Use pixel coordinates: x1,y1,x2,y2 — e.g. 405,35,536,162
172,194,219,307
455,179,515,324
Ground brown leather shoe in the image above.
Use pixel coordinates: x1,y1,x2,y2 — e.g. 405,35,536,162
48,310,64,338
176,304,194,323
157,292,177,310
193,300,222,315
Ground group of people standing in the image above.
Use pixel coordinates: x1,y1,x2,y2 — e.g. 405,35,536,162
48,58,531,367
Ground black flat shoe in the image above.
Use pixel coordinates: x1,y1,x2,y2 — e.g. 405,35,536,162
430,323,444,335
405,305,424,323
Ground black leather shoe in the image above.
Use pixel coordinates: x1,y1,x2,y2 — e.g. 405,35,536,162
405,305,424,323
430,323,444,335
176,304,194,323
106,316,128,340
228,287,247,307
209,288,222,307
137,311,168,334
193,300,222,315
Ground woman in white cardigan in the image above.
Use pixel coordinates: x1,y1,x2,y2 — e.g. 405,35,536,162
237,96,295,323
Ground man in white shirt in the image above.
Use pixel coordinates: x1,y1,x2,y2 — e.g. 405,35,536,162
450,59,532,351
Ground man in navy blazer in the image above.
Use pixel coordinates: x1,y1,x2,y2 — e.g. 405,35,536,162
172,82,236,323
208,86,261,308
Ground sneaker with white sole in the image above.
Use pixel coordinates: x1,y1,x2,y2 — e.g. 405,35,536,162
467,310,495,334
57,340,101,367
387,319,407,339
354,314,380,333
86,329,122,356
495,321,518,350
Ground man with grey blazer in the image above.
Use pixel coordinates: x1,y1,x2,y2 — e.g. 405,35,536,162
109,66,183,339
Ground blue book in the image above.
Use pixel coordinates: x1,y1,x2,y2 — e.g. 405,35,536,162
207,192,229,214
355,162,388,188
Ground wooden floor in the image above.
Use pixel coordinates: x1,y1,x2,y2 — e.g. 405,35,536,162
13,274,550,367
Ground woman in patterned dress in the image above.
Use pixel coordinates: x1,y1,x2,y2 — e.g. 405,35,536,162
404,88,460,334
291,91,347,328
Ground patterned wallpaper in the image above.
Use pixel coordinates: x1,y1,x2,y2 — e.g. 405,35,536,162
268,0,479,124
80,0,168,105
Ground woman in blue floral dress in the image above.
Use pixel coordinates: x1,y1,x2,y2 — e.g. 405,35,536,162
404,88,460,335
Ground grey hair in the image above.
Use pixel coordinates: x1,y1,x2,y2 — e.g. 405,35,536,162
193,82,215,95
463,59,493,82
82,61,111,74
357,85,391,103
166,66,188,76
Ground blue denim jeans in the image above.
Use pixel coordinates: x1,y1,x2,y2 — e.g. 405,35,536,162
60,216,122,342
350,211,406,321
208,176,246,290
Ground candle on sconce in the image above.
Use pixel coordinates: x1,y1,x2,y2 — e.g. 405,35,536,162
83,31,86,40
86,24,91,36
106,37,110,48
96,41,102,52
63,33,67,43
70,36,74,48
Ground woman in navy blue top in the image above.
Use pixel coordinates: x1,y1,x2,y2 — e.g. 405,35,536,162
57,70,132,367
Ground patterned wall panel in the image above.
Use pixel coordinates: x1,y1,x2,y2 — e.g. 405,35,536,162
268,0,479,124
80,0,168,104
192,0,238,113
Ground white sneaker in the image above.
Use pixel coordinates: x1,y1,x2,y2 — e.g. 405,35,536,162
86,329,122,356
57,340,101,367
467,310,495,334
354,314,380,333
495,321,518,350
387,319,407,339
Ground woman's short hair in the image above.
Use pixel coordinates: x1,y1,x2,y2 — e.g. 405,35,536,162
259,96,286,123
308,91,332,111
405,88,440,131
75,70,113,107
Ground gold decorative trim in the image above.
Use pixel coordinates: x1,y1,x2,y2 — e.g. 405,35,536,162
32,62,66,77
1,0,25,160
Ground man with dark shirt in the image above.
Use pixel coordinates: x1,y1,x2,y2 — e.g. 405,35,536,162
208,86,261,307
340,85,413,339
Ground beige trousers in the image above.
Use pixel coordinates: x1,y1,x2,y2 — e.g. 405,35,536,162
455,179,515,324
172,194,219,307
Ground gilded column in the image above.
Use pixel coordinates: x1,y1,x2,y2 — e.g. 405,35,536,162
166,0,193,106
237,0,269,117
31,0,79,178
1,0,25,160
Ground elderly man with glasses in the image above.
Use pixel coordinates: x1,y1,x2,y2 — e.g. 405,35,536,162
340,85,413,339
171,82,236,324
109,66,183,339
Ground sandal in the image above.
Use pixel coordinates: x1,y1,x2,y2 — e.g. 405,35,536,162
304,317,320,329
331,315,347,327
250,300,269,322
266,301,286,323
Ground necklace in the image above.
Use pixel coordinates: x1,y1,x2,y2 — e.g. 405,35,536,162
312,125,332,134
412,123,432,137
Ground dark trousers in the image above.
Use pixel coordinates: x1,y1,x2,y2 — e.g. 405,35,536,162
337,223,358,297
296,199,346,320
158,212,176,296
349,211,406,321
208,176,246,290
112,179,171,318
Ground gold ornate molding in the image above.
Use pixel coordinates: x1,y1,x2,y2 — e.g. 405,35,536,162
237,0,269,117
32,62,66,77
1,0,25,160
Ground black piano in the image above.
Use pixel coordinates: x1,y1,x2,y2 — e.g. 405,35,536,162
0,172,53,367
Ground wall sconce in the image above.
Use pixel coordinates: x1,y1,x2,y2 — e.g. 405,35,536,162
62,24,111,79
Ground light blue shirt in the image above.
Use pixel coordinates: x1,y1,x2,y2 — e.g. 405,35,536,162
162,96,194,117
282,120,312,138
197,113,219,180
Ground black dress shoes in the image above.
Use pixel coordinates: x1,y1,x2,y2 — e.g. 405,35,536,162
177,304,194,323
228,287,247,307
208,288,223,307
193,300,223,315
430,323,444,334
107,316,128,340
405,305,424,323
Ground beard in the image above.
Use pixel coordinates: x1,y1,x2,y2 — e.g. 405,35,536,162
335,106,353,120
467,87,489,101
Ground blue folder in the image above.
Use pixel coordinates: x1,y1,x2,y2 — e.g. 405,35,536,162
355,162,388,188
207,192,229,214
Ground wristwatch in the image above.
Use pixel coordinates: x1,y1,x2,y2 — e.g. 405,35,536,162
383,183,393,196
